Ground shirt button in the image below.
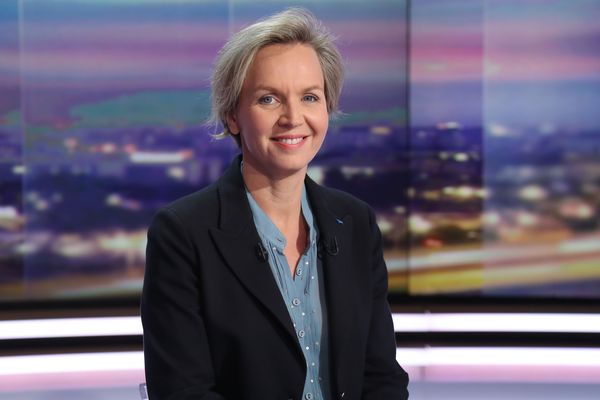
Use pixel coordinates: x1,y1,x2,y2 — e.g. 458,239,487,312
292,298,301,306
298,330,305,338
296,268,303,276
305,261,309,265
305,393,313,400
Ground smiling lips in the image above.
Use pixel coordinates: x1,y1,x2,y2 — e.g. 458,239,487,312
271,136,307,147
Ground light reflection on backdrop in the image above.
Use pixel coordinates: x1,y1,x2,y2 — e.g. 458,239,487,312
409,0,600,297
0,0,598,301
0,0,409,299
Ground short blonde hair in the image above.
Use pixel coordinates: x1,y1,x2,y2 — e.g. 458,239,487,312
209,7,344,146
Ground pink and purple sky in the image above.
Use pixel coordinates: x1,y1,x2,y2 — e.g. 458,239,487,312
1,0,599,128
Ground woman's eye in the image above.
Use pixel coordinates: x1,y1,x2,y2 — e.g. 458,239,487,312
258,96,275,105
303,94,318,102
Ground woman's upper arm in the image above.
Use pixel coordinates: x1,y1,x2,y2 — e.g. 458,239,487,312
141,208,226,400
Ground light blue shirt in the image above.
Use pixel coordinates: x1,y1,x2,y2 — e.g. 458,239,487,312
246,186,331,400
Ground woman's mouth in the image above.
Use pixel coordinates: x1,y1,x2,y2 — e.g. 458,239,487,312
274,137,303,145
271,136,307,147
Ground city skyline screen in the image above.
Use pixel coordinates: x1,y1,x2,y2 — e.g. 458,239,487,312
409,0,600,298
0,0,598,303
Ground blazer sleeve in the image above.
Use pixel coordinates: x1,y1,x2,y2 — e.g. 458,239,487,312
141,208,227,400
361,207,410,399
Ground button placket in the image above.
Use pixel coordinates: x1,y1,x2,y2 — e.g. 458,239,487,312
248,187,327,400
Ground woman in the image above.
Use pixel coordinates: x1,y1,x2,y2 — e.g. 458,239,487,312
141,8,409,400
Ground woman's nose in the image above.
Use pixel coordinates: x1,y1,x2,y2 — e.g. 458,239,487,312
277,100,303,128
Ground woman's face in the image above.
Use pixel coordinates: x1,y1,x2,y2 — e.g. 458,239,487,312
228,43,329,179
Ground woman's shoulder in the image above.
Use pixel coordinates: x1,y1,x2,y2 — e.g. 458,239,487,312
306,181,379,237
308,179,372,217
153,180,221,230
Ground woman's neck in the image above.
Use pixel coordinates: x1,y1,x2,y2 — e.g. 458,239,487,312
242,161,306,233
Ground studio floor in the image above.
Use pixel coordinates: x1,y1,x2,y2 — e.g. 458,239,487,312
1,353,599,400
2,381,600,400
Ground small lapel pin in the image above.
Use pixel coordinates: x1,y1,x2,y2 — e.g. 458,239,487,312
335,218,344,225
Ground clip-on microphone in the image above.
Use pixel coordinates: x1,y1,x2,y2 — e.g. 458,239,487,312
255,242,269,262
318,236,339,259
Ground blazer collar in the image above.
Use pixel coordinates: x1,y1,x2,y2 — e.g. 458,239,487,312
215,155,255,234
209,156,305,366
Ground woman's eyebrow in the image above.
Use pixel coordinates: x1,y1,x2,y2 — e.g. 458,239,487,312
303,85,324,92
253,84,324,93
253,85,279,93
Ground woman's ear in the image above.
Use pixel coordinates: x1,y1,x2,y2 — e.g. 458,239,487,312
226,114,240,135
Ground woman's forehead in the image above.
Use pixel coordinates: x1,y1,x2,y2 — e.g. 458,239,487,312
244,43,324,89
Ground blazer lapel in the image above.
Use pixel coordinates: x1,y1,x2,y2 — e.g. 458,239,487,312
209,157,301,354
305,177,356,391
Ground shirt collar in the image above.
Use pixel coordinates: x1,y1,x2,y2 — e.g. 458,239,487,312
245,184,317,249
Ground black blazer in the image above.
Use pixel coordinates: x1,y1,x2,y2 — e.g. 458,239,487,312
141,156,409,400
